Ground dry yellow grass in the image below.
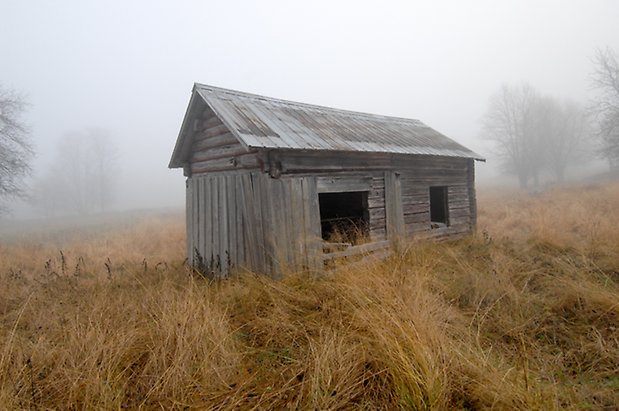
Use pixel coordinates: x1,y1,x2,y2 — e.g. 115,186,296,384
1,182,618,409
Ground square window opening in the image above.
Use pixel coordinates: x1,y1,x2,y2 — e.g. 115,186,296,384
429,186,449,226
319,191,369,245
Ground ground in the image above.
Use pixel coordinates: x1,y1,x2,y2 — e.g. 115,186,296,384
0,183,618,409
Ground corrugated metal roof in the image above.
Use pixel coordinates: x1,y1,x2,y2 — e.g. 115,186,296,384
170,84,483,168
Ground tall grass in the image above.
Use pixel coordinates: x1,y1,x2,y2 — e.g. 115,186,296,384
1,183,618,409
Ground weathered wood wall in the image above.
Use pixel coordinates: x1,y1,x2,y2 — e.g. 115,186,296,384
267,150,476,241
186,145,477,276
399,156,475,240
186,172,323,277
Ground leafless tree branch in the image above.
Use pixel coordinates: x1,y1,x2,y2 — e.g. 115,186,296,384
0,85,34,212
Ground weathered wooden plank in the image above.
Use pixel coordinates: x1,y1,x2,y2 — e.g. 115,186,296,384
448,209,471,219
192,178,200,264
403,203,432,215
323,240,390,260
369,208,386,220
202,113,222,129
186,178,193,264
404,214,430,226
193,132,238,150
203,176,213,264
299,177,311,270
305,176,322,274
211,176,220,271
368,199,385,210
235,175,245,269
275,152,470,174
290,178,305,270
239,175,254,270
191,145,253,163
227,174,237,273
370,215,386,227
203,124,230,139
316,176,372,193
252,173,268,274
405,222,431,234
196,177,204,265
219,174,229,275
384,172,405,242
259,175,277,276
191,152,261,174
271,179,292,276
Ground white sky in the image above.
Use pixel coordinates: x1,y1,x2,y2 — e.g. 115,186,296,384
2,0,619,213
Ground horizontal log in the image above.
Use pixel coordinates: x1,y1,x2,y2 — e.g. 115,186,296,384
193,133,239,151
317,176,372,193
203,124,231,139
369,207,386,219
403,204,431,214
368,199,385,209
404,213,430,225
191,152,260,174
275,151,471,174
202,115,222,129
191,145,254,163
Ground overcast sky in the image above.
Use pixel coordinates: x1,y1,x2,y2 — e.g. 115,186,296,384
2,0,619,215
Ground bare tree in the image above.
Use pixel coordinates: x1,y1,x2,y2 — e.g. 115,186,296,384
538,98,590,183
483,84,591,187
553,101,590,182
0,85,33,212
590,47,619,170
33,129,118,215
482,83,544,188
89,129,118,212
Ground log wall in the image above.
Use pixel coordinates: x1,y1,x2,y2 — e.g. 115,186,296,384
188,108,260,175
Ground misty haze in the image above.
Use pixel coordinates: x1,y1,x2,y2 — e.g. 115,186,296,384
1,1,618,408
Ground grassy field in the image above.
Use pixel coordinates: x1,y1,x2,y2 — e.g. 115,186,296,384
1,183,618,409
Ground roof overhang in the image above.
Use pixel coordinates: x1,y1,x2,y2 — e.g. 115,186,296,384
169,85,206,169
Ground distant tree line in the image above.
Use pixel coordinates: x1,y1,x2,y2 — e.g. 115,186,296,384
481,83,590,188
482,47,619,188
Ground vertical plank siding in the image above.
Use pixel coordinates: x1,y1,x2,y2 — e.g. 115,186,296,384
185,178,193,263
186,171,326,277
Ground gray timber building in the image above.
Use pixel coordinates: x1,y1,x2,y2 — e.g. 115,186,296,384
169,84,484,276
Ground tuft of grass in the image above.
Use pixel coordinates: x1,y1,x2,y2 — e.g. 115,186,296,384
1,182,618,408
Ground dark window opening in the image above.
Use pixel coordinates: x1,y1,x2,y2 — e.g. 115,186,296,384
429,186,449,226
319,191,369,244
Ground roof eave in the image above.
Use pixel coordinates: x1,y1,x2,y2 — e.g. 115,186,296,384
168,85,202,169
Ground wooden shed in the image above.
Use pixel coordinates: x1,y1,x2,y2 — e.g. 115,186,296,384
169,84,484,276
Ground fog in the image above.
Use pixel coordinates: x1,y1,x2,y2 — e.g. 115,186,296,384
2,0,619,220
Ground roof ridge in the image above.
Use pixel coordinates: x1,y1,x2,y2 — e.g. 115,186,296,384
194,83,425,125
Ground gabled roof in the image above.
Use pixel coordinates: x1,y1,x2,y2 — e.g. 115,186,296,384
169,84,484,168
